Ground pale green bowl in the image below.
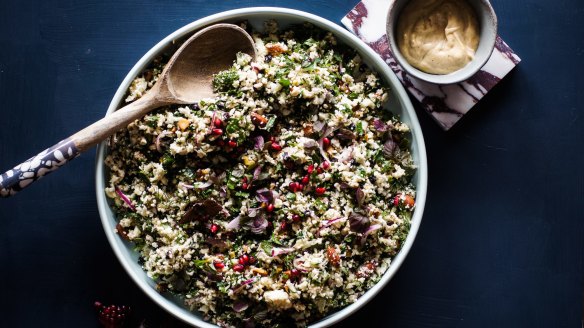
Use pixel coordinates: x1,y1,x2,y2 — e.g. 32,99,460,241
95,7,428,328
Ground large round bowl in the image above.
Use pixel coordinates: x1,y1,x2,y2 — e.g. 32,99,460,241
96,7,427,328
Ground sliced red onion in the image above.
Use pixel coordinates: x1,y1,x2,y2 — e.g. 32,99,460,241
179,182,194,190
155,131,170,153
252,165,263,181
208,111,216,134
317,217,346,236
247,207,261,218
316,139,330,162
248,215,268,234
313,120,325,133
226,215,241,230
115,187,136,211
321,217,344,228
360,224,382,246
233,278,255,293
233,300,249,313
271,247,295,257
192,181,213,189
292,258,309,272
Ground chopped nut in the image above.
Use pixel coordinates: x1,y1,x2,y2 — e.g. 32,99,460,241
177,118,190,131
252,268,268,276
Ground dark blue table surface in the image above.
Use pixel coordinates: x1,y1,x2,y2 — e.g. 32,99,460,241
1,0,583,327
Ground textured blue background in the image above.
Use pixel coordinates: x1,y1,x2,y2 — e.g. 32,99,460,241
1,0,583,327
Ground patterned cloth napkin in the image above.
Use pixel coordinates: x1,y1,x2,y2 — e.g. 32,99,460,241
341,0,521,130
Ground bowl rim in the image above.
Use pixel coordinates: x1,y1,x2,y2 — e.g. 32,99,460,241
386,0,498,85
95,6,428,328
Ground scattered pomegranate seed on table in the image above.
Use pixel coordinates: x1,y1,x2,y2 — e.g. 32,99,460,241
315,187,326,195
94,301,131,328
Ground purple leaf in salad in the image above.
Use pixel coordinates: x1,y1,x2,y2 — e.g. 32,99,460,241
253,135,264,150
256,188,274,203
373,119,391,132
242,318,256,328
349,212,370,233
336,128,356,140
233,300,249,313
382,139,398,158
115,187,136,211
355,187,365,208
180,199,223,224
205,237,228,251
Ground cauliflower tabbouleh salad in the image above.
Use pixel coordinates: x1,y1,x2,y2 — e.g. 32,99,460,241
105,21,417,327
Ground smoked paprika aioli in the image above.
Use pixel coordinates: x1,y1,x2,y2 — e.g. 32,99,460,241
396,0,480,74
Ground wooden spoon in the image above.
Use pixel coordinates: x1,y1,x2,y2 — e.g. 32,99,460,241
0,23,256,197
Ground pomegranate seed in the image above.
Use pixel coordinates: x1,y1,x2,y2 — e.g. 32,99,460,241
212,128,223,136
317,167,324,174
214,261,224,270
228,140,237,148
249,256,256,264
322,137,331,148
289,182,299,192
210,224,219,234
267,203,275,212
301,175,310,185
297,183,304,191
322,161,330,170
289,268,301,280
307,164,315,174
271,143,282,151
233,264,244,272
239,254,250,265
242,177,248,183
292,214,301,222
214,118,223,127
242,183,249,190
315,187,326,195
393,195,401,206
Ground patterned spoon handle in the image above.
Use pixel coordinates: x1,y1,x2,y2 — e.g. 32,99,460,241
0,138,79,197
